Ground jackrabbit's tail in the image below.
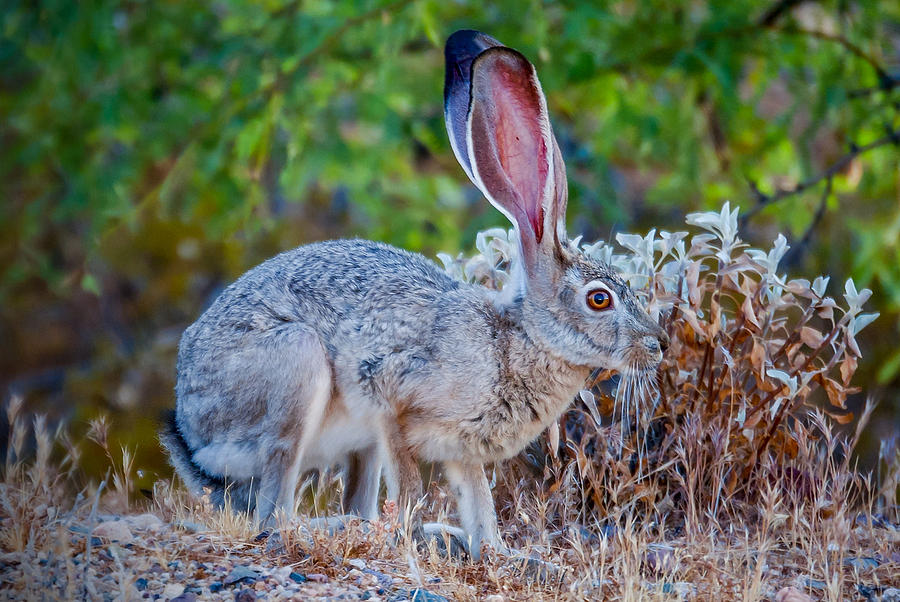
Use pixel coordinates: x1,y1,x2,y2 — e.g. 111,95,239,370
159,411,257,513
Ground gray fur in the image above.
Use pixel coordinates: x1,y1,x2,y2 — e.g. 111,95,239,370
161,30,668,559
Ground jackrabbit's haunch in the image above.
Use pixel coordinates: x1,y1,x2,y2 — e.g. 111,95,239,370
161,29,668,558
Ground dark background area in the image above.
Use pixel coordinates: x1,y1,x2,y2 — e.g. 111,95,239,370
1,0,898,487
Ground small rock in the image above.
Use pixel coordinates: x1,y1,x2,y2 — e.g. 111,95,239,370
803,578,827,591
882,588,900,602
659,582,695,597
127,514,164,531
844,557,879,571
347,558,366,570
174,520,205,533
234,590,255,602
162,583,185,599
485,595,504,602
170,594,197,602
644,544,677,574
135,577,149,591
363,568,392,587
224,566,260,586
775,587,813,602
93,521,133,544
264,531,286,556
409,590,449,602
288,572,307,584
208,582,223,593
307,573,327,583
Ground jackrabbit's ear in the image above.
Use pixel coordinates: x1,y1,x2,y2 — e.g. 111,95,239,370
444,32,568,270
444,30,503,183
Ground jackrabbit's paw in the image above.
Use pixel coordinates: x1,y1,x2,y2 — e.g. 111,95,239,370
304,514,372,537
413,522,469,559
505,553,564,583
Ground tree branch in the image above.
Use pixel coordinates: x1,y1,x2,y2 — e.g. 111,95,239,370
782,176,832,267
766,24,890,83
757,0,817,27
741,127,900,223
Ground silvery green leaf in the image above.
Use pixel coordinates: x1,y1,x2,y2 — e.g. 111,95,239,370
616,232,646,254
689,233,717,254
812,276,830,298
850,312,879,336
582,240,611,262
844,278,859,300
656,230,688,256
436,252,454,270
579,389,604,427
770,398,782,420
767,368,793,386
685,209,722,231
719,345,734,368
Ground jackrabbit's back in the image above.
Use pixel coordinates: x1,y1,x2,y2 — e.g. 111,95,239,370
174,239,464,446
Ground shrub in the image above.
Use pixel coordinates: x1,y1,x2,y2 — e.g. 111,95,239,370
441,203,890,535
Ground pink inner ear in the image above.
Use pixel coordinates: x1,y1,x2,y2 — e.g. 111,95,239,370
471,52,550,243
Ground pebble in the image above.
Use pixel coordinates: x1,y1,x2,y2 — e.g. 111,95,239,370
170,594,197,602
803,577,826,591
408,590,449,602
882,588,900,602
234,589,256,602
289,572,307,583
363,568,392,588
264,531,286,556
162,583,185,599
844,556,879,570
347,558,367,570
93,521,134,545
224,566,260,586
127,513,164,531
174,520,206,533
644,544,677,574
307,573,328,583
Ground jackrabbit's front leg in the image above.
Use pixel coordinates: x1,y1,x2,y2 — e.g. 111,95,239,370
383,442,423,516
443,460,505,560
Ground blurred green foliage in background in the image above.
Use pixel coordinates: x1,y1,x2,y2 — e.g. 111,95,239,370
1,0,898,482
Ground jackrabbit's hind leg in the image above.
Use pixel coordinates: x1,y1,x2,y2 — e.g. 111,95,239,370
251,325,334,526
416,522,469,559
381,435,423,520
443,460,504,560
254,447,298,526
342,445,381,520
442,463,561,579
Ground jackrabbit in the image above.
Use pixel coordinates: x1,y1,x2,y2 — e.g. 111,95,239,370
161,29,668,559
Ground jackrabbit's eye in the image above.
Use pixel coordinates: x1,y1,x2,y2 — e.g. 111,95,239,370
586,289,613,311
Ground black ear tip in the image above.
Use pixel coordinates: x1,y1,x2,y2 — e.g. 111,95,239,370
444,30,503,62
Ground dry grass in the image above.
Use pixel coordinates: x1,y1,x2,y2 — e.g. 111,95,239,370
2,206,898,600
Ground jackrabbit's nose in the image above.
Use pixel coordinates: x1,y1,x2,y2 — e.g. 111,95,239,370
643,333,669,354
642,336,661,353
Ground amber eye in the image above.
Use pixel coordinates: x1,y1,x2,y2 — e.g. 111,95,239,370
587,289,613,311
